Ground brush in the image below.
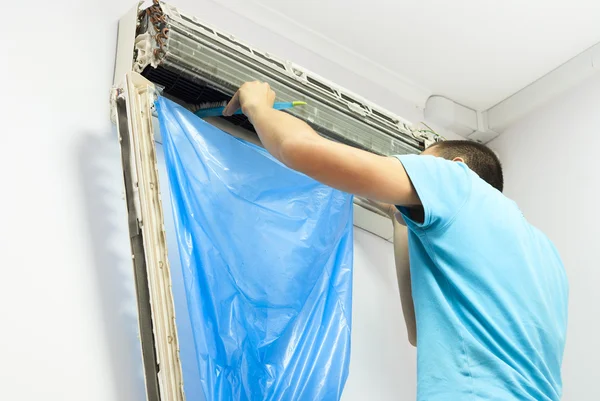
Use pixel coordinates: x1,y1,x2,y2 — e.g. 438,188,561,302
192,100,307,118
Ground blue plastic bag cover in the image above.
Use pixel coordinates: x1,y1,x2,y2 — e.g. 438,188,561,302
156,97,354,401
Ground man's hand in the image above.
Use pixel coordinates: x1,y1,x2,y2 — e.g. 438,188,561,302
223,81,276,122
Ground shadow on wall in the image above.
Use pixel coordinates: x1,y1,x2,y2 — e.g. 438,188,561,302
77,131,145,401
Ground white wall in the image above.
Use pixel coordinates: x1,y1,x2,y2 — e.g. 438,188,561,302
0,1,417,399
0,1,146,400
490,74,600,401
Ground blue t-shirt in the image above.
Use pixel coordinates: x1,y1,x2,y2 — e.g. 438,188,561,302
395,154,568,401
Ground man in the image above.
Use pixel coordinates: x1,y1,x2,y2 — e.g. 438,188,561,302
223,82,569,400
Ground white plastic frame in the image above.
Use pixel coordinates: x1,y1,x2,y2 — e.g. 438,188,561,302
113,71,185,401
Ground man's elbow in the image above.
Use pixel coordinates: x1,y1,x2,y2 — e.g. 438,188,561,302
408,334,417,347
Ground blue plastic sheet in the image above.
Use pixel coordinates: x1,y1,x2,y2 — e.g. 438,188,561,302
156,97,354,401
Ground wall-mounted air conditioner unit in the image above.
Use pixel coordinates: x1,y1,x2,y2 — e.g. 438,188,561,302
111,2,440,400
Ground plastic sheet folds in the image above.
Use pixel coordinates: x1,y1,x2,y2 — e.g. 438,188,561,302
156,97,354,401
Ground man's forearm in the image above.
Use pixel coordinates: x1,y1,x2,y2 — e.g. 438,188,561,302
392,218,417,347
364,200,417,346
247,107,321,167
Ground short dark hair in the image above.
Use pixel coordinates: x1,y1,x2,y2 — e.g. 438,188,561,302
428,140,504,192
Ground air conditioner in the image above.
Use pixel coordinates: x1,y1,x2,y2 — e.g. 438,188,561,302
111,2,438,400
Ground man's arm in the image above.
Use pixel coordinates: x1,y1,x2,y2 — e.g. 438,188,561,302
223,82,421,206
367,201,417,347
391,216,417,347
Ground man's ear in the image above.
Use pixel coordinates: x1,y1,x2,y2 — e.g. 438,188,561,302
452,156,465,163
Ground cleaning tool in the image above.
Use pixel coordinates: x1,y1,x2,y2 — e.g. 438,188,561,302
193,100,307,118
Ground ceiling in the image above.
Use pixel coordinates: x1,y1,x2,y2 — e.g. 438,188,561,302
218,0,600,111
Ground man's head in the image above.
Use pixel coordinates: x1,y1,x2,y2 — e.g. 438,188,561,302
422,140,504,192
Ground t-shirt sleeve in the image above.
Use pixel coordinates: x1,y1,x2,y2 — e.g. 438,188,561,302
394,154,472,231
